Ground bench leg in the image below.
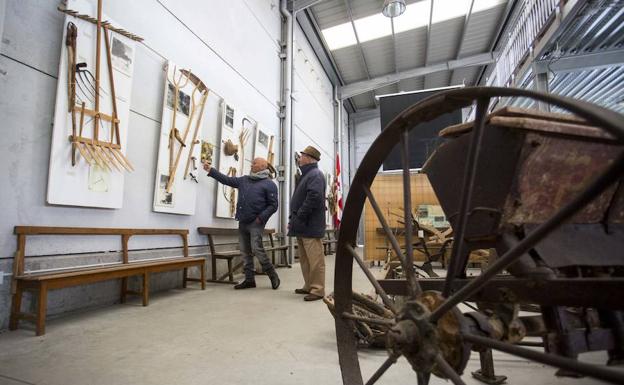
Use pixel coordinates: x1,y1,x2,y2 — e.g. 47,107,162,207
282,249,291,267
211,256,217,281
36,283,48,336
9,284,24,331
142,273,149,306
183,267,188,289
227,259,234,282
200,262,206,290
120,277,128,303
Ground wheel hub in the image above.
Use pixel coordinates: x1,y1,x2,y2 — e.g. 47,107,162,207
387,300,438,372
386,291,472,379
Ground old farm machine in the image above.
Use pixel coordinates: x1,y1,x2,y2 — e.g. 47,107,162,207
332,87,624,385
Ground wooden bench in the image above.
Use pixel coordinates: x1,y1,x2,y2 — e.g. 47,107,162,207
9,226,205,336
197,227,289,284
323,228,339,255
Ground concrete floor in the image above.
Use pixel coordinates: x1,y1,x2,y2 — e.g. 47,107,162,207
0,253,615,385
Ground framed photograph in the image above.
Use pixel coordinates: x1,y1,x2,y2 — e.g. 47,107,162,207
155,173,174,207
258,130,269,147
111,36,134,76
225,105,234,128
166,83,190,116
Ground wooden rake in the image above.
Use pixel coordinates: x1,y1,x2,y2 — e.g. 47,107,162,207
67,0,134,173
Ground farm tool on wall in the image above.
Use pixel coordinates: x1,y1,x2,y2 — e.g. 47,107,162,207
181,70,209,182
166,65,190,189
333,87,624,385
164,67,210,193
239,118,252,172
222,166,238,217
63,0,136,172
266,135,277,178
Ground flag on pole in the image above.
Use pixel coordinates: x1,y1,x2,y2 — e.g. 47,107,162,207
333,153,343,228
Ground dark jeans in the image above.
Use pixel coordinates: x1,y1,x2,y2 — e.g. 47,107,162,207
239,221,275,281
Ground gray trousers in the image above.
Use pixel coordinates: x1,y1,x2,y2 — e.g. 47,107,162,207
239,221,275,281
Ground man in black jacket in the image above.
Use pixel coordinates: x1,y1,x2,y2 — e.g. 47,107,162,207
204,158,280,290
288,146,326,301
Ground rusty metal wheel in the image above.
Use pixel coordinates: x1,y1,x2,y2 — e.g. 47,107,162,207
334,87,624,385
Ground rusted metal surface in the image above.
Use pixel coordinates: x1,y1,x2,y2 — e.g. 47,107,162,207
504,132,622,225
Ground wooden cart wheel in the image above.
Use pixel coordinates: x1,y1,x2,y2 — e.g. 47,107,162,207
333,86,624,385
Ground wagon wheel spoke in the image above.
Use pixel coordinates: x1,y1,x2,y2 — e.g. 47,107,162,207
442,97,490,298
463,333,624,385
416,371,430,385
365,356,397,385
363,185,422,298
430,151,624,323
345,243,398,315
400,128,422,298
341,311,395,327
434,354,466,385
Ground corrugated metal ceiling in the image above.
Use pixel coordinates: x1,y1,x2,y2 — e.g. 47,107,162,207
507,0,624,116
309,0,509,110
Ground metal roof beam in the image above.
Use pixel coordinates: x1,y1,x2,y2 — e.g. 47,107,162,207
533,48,624,74
288,0,323,12
512,0,585,86
475,0,517,85
423,0,434,66
344,0,376,107
339,52,496,99
449,0,475,85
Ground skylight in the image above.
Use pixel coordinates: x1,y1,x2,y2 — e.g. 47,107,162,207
322,22,358,50
321,0,507,51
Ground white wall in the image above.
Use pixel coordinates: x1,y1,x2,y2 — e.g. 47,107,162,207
353,114,381,170
292,23,336,175
0,0,338,328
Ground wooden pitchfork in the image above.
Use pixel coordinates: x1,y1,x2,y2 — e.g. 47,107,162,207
166,65,190,181
165,68,198,193
181,70,209,182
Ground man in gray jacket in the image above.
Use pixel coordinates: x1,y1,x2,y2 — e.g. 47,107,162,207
288,146,326,301
204,158,280,290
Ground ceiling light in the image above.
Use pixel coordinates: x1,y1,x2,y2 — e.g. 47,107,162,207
383,0,406,18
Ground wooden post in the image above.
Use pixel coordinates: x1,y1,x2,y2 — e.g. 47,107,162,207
142,272,149,306
200,260,206,290
12,234,26,294
181,234,189,257
36,282,48,336
120,234,130,302
121,234,130,264
9,284,23,331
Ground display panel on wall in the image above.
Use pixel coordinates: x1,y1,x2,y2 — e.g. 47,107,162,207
253,123,276,168
47,0,136,208
379,87,462,171
214,102,256,219
152,62,210,215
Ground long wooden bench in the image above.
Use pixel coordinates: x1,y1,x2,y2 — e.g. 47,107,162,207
9,226,205,336
197,227,288,284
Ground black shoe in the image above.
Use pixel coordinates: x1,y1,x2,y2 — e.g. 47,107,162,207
234,280,256,290
268,272,280,290
304,294,323,301
294,288,309,294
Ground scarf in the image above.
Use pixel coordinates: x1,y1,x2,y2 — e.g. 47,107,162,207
249,169,271,180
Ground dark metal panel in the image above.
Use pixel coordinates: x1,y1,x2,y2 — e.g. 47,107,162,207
378,278,624,308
